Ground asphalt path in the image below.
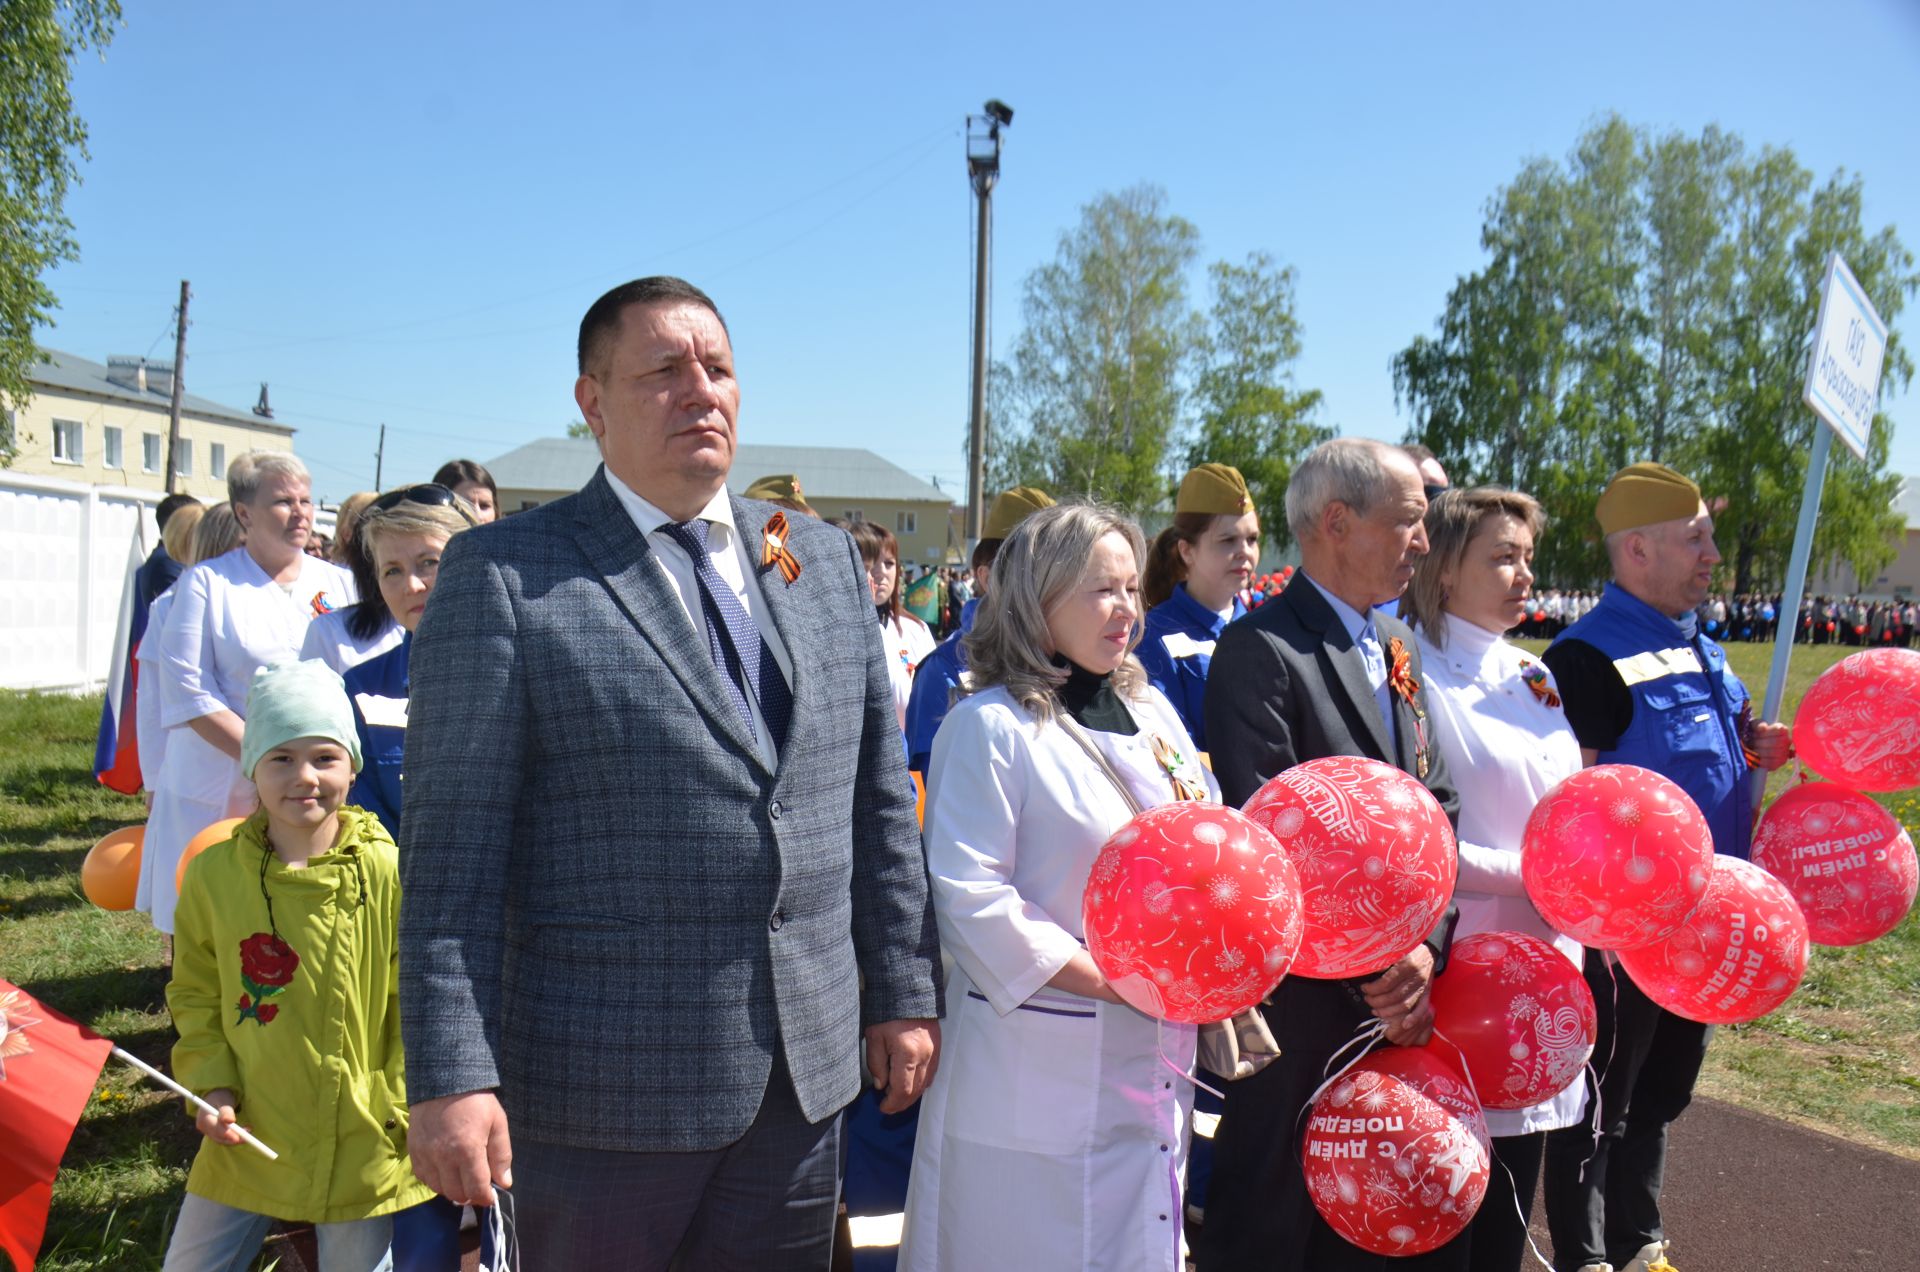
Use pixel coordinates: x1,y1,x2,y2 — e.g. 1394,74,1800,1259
1525,1096,1920,1270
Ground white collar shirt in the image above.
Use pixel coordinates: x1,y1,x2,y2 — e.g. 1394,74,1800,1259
603,469,793,769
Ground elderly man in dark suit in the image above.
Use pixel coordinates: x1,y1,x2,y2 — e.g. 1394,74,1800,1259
1196,437,1464,1272
398,276,943,1269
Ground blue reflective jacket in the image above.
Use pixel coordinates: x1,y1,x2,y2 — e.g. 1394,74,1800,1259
344,633,411,837
904,600,976,774
1554,584,1754,858
1137,583,1246,753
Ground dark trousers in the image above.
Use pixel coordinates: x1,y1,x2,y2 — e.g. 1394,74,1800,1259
511,1054,845,1272
1542,951,1711,1270
1196,977,1470,1272
1464,1133,1545,1272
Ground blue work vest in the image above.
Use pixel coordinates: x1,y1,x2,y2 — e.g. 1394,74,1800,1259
1554,583,1754,858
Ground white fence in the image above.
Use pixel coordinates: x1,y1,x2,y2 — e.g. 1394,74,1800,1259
0,472,336,693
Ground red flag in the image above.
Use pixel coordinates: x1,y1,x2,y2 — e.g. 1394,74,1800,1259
0,980,112,1272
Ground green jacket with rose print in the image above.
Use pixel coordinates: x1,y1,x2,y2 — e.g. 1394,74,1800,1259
168,805,434,1223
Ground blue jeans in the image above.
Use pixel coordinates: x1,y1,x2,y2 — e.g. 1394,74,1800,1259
162,1193,394,1272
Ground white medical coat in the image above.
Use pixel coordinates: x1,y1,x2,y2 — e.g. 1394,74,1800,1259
899,682,1216,1271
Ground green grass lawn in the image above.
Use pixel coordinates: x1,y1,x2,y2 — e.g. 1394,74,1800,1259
2,639,1917,1270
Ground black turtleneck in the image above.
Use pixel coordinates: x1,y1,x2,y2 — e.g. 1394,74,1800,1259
1056,657,1138,736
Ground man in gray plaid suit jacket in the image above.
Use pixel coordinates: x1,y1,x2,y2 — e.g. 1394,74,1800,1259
398,277,944,1269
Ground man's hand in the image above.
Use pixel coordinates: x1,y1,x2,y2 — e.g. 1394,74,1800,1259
409,1090,513,1206
1749,720,1793,771
1361,945,1437,1047
193,1088,246,1145
864,1018,941,1115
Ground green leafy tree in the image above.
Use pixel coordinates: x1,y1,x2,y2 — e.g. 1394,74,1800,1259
0,0,120,465
1393,116,1916,592
1187,253,1329,551
987,185,1202,514
565,419,592,438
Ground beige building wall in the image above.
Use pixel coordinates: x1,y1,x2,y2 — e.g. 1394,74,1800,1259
815,496,952,566
9,388,293,503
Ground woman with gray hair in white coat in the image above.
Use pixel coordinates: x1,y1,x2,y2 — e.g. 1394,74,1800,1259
899,503,1217,1272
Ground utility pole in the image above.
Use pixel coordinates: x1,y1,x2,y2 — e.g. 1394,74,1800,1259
374,423,386,489
965,100,1012,542
163,280,190,493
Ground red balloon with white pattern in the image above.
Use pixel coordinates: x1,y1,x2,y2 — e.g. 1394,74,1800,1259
1426,931,1596,1110
1242,757,1458,979
1302,1045,1491,1257
1520,764,1714,951
1751,781,1918,947
1618,856,1810,1025
1793,648,1920,792
1082,802,1304,1024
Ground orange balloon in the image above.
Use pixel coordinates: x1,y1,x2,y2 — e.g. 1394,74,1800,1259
912,771,926,828
82,826,144,910
176,817,247,890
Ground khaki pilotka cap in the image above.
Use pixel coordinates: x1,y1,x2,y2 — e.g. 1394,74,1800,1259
1594,462,1704,535
984,487,1055,540
741,474,814,516
1177,463,1254,516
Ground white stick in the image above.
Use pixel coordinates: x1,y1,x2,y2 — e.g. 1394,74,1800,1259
111,1046,279,1160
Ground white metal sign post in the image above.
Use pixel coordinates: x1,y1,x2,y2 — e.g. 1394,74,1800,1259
1754,253,1889,806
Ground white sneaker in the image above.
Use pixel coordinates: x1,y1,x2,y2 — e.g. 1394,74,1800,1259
1623,1240,1677,1272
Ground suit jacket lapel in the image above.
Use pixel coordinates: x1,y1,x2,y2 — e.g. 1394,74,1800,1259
1283,577,1395,763
733,496,816,772
571,470,766,767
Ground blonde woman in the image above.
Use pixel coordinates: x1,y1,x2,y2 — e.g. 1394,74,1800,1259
1404,487,1586,1272
899,503,1216,1272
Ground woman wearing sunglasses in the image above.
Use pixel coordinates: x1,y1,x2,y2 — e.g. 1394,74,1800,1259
340,484,490,1270
342,484,479,838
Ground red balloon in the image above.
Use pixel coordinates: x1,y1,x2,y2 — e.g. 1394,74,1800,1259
1618,857,1810,1025
1427,932,1596,1110
1083,802,1304,1024
1243,757,1457,979
1521,765,1713,951
1793,649,1920,792
1302,1045,1490,1257
1752,782,1918,946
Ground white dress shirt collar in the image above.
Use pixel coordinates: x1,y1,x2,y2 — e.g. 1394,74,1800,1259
1432,611,1508,674
603,467,738,546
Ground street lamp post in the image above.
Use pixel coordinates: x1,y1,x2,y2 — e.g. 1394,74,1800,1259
965,99,1012,543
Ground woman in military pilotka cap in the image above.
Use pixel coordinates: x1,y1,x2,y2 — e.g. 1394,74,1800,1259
1139,462,1262,754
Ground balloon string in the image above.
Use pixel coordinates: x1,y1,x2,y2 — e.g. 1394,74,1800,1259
1496,1151,1558,1272
1432,1029,1568,1270
1577,954,1623,1178
1295,1018,1388,1141
1157,1015,1223,1099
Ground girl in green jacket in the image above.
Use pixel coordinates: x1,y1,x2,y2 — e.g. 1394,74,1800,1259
164,661,434,1272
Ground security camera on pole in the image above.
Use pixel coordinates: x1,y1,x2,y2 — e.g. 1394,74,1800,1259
1753,252,1890,808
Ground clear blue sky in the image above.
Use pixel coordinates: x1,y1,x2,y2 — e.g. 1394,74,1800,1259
41,0,1920,505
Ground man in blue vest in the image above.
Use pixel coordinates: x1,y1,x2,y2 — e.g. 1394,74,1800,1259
902,485,1052,774
1539,462,1791,1272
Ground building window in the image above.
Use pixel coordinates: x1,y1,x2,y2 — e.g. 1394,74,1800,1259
142,433,162,473
52,419,83,464
843,508,865,523
896,511,917,535
210,442,226,480
103,426,123,469
177,438,193,477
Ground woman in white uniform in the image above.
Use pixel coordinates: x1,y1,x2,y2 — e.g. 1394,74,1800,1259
154,452,356,879
899,503,1217,1272
853,520,937,731
1404,487,1587,1272
133,504,227,934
